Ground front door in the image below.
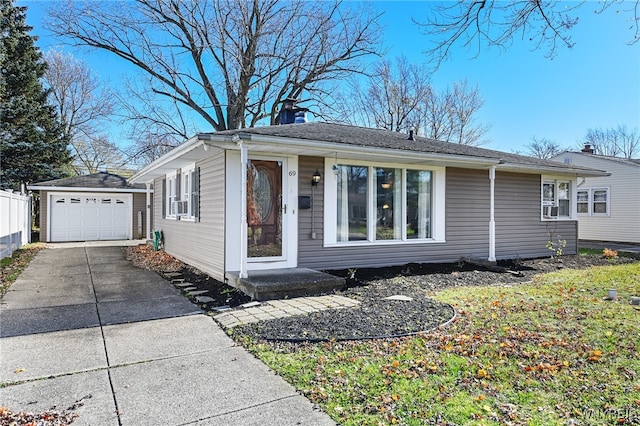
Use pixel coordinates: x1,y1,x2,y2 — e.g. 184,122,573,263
247,159,284,259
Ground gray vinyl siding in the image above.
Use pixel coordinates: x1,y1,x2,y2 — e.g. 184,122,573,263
298,160,576,270
495,171,577,258
154,150,226,281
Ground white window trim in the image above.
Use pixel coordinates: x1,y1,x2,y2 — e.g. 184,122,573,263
323,159,446,246
180,163,196,221
165,171,178,220
577,187,610,217
541,176,576,221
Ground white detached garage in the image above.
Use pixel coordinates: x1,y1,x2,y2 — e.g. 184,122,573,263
29,172,153,243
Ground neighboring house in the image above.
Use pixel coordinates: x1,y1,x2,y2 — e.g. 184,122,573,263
130,119,606,285
551,147,640,244
28,172,153,242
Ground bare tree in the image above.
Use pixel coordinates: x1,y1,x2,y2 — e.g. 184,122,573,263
441,80,490,146
331,59,489,146
333,56,429,132
42,49,126,175
583,125,640,158
524,136,563,159
72,136,127,175
418,1,640,65
45,0,382,138
125,130,182,168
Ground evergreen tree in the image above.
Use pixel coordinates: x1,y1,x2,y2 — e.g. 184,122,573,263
0,0,71,191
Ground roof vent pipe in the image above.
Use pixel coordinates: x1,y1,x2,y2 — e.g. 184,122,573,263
408,129,415,141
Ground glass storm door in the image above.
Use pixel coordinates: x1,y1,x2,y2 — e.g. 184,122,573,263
247,159,283,258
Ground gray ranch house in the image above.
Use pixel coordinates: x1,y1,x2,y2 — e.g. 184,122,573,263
29,172,153,243
130,122,606,289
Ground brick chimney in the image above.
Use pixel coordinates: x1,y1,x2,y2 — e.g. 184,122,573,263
581,143,595,154
278,98,309,125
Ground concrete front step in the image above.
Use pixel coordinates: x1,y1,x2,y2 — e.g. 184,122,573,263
225,268,346,301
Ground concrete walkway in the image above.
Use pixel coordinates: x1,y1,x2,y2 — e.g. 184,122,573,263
0,244,335,426
214,295,361,329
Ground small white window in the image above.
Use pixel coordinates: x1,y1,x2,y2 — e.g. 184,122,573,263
542,179,572,219
166,173,177,218
593,189,608,215
577,188,609,216
577,190,589,214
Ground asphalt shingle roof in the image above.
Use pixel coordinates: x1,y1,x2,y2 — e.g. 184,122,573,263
209,122,601,173
31,172,145,190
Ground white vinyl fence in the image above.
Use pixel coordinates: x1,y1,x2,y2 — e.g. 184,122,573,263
0,190,31,259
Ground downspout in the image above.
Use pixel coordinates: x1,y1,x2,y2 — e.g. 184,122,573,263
239,142,248,278
488,165,496,262
145,182,152,240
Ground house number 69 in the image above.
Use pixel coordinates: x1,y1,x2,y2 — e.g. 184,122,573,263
288,171,297,176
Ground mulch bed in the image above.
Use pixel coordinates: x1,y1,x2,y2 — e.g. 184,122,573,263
126,244,638,342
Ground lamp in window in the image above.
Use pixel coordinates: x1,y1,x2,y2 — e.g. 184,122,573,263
311,169,321,187
381,182,392,189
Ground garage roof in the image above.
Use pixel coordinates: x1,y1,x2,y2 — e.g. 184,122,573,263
28,172,150,193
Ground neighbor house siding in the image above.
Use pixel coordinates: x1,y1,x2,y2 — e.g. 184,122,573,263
553,153,640,244
298,164,493,269
154,149,226,281
494,171,577,258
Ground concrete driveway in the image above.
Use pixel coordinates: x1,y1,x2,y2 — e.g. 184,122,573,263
0,244,334,425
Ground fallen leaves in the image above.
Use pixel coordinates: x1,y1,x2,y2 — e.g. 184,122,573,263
0,243,45,294
125,245,184,272
0,406,79,426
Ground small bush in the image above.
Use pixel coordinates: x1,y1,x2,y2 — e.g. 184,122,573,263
602,248,618,259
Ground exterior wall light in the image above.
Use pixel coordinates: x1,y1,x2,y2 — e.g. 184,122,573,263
312,169,321,187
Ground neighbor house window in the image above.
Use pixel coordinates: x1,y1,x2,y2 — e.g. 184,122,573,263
577,190,589,214
542,178,573,219
577,188,609,216
329,162,441,244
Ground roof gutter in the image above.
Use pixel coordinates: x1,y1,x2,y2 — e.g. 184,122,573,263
198,132,503,167
498,162,610,177
129,135,203,184
27,186,150,193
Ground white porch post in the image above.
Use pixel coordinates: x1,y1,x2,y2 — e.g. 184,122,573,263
145,182,152,240
239,143,248,278
488,166,496,262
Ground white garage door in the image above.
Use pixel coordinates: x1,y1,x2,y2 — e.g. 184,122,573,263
50,193,131,242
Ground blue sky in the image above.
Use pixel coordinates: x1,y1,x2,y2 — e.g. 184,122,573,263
20,1,640,154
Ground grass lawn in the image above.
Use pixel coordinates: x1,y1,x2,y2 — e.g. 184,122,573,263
240,262,640,425
0,243,45,296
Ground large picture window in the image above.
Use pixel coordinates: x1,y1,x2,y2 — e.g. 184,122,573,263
336,166,368,242
406,170,432,239
330,162,440,245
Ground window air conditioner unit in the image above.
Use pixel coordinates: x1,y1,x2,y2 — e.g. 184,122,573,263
543,205,559,218
172,200,188,216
